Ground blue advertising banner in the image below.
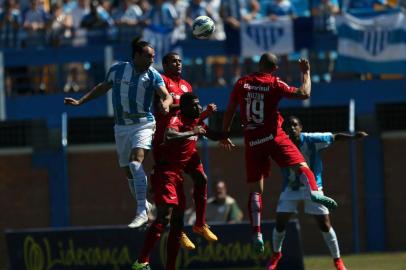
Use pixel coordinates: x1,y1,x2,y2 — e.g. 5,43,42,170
6,221,303,270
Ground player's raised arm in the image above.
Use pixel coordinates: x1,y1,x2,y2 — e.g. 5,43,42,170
334,131,368,141
64,81,112,106
165,126,206,142
200,103,217,120
220,97,238,151
156,85,173,114
292,58,311,99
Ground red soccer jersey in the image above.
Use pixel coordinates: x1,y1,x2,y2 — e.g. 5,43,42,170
159,113,207,170
230,72,297,139
153,74,192,149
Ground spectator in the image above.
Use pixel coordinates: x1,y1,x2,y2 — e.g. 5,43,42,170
206,0,226,41
266,0,295,19
206,180,243,223
22,0,49,32
0,0,21,48
266,0,296,82
69,0,89,29
185,180,243,224
111,0,143,26
142,0,178,32
220,0,260,83
171,0,189,40
80,0,113,29
310,0,339,83
48,2,73,46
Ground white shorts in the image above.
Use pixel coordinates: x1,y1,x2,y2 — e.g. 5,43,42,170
114,121,156,167
276,188,329,215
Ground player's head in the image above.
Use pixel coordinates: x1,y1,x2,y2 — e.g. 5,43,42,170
162,52,182,76
258,53,279,73
180,92,201,119
131,37,154,72
284,115,303,140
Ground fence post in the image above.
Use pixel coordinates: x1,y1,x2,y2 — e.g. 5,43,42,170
349,99,360,253
104,46,114,117
0,52,6,120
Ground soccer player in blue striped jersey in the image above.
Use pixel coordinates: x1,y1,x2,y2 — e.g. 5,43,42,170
267,116,367,270
64,38,173,228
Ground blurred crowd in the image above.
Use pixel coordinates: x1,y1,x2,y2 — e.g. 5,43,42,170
0,0,399,47
0,0,402,95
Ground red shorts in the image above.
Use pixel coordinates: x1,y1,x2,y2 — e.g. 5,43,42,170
244,131,305,183
150,167,186,210
184,151,205,175
153,147,205,176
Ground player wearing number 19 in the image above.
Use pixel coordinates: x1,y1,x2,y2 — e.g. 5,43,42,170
220,53,338,253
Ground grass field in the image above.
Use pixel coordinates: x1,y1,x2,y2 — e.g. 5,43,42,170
305,252,406,270
207,252,406,270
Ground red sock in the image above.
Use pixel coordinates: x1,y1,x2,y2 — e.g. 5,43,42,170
299,166,318,191
166,227,182,270
138,222,165,263
193,183,207,227
248,192,262,233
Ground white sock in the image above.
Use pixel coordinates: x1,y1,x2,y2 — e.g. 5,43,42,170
272,228,286,252
129,161,148,215
322,227,340,259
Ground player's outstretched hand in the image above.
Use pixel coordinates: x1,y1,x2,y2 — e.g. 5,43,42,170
162,103,170,115
207,103,217,113
355,131,368,139
64,97,81,106
193,126,206,135
298,58,310,73
219,138,235,151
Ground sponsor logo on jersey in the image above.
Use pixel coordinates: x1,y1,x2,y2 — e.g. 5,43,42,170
248,134,274,147
181,84,189,92
243,83,270,92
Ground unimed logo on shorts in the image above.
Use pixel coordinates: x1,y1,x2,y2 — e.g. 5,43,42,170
249,134,274,146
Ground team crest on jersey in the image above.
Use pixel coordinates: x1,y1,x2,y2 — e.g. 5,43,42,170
180,85,188,92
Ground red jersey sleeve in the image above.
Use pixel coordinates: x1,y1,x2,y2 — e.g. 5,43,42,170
276,77,297,98
167,116,181,131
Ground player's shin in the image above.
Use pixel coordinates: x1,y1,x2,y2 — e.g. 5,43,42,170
129,161,149,214
138,222,165,263
248,192,263,233
322,227,340,259
272,227,286,252
128,178,137,200
166,227,182,270
193,183,207,227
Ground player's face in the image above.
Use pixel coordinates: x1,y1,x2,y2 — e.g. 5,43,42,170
286,119,302,139
163,55,182,76
183,99,202,119
134,46,154,72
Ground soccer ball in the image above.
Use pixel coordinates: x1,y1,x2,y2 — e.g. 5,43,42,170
192,16,215,39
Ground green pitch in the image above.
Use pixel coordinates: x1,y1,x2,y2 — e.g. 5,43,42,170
203,252,406,270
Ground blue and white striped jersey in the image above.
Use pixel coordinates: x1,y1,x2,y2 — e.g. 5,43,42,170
282,132,334,190
105,61,165,125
